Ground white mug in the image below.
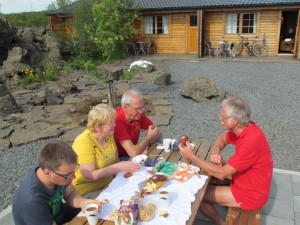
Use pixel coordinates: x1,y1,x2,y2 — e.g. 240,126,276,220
84,203,99,225
163,138,172,152
159,188,170,208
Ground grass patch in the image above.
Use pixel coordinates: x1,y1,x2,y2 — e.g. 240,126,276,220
19,66,59,88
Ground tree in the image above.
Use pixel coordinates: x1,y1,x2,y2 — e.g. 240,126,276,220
73,0,101,59
47,0,74,11
84,0,139,106
85,0,138,62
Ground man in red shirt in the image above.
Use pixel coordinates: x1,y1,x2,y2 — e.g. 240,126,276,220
179,97,273,225
114,89,162,158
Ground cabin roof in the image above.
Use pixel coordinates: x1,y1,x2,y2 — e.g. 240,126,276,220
47,0,300,15
136,0,300,10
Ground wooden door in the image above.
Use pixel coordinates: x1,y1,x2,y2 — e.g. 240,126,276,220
293,10,300,58
188,14,198,53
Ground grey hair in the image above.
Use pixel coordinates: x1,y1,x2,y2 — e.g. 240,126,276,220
121,89,144,107
221,97,251,126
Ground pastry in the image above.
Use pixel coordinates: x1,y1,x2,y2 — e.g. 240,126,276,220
123,171,133,178
100,199,109,204
159,210,169,217
140,174,168,195
181,135,188,147
139,203,157,221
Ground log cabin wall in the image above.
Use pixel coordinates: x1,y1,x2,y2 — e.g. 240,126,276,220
132,11,199,54
47,4,300,59
204,9,282,56
48,15,73,35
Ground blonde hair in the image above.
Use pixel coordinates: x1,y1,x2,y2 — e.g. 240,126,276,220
87,104,116,131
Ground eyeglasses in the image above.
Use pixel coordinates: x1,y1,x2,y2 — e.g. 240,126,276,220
51,163,79,180
127,104,145,113
219,116,233,121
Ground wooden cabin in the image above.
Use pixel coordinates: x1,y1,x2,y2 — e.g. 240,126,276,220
47,0,300,59
47,2,75,35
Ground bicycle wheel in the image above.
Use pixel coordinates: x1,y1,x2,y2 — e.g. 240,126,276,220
260,45,268,56
252,44,261,56
231,43,243,58
253,43,268,56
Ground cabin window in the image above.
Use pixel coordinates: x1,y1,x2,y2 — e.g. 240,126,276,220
226,13,240,34
190,15,197,26
144,15,169,35
226,12,256,34
242,13,256,34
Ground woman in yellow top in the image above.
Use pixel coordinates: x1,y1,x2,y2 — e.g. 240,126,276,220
72,104,140,196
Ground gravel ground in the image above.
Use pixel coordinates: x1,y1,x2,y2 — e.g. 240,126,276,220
1,60,299,213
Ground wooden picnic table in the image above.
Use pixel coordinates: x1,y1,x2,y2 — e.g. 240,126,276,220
69,139,213,225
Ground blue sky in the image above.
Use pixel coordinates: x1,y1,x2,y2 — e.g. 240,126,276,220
0,0,53,14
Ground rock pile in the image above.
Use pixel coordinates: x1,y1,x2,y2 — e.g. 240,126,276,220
181,77,231,102
0,16,174,151
0,56,175,151
0,17,223,152
0,16,62,78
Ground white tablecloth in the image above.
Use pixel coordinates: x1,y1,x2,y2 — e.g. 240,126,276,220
79,166,208,225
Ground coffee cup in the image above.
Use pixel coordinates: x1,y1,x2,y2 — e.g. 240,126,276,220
163,138,172,152
84,203,99,225
159,188,170,208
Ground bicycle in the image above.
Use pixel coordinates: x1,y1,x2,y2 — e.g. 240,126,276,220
231,35,268,57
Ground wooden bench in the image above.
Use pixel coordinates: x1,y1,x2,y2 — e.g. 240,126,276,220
226,207,262,225
209,177,231,186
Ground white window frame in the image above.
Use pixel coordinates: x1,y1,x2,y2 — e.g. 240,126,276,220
143,15,169,35
225,12,257,35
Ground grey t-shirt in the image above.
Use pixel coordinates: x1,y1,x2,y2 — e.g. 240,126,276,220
12,164,76,225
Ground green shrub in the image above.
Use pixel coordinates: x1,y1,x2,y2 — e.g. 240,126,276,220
65,57,86,70
19,69,40,87
55,33,80,60
19,66,59,88
121,66,141,81
41,66,59,81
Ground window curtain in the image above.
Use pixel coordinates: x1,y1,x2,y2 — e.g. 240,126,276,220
162,15,169,34
253,13,257,33
144,16,153,34
226,13,238,34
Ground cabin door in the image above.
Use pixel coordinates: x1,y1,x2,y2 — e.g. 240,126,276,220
293,10,300,58
279,10,298,54
187,14,198,53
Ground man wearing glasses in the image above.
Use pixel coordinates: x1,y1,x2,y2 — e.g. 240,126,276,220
12,139,101,225
114,89,162,158
179,97,273,225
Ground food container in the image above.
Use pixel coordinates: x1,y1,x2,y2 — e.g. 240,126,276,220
138,196,157,221
131,154,148,165
139,174,169,196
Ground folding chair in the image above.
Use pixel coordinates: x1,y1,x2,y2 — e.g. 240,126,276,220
146,41,156,55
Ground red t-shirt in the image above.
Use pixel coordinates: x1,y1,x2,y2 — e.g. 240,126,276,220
114,107,153,157
227,122,273,210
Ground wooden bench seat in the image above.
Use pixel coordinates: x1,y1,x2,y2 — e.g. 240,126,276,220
226,207,262,225
209,177,231,186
